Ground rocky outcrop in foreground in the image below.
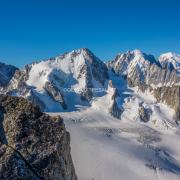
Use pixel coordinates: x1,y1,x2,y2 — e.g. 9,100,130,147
0,95,77,180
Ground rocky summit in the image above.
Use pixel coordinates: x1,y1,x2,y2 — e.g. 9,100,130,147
0,95,77,180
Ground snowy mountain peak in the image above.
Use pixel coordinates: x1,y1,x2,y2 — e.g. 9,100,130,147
4,48,108,111
159,52,180,60
25,49,93,90
108,49,157,76
58,48,97,63
131,49,143,55
159,52,180,73
121,49,143,57
122,49,156,64
71,48,93,55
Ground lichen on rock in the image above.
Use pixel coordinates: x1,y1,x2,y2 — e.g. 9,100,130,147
0,95,77,180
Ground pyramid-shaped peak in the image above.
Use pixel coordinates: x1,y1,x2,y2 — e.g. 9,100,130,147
131,49,143,55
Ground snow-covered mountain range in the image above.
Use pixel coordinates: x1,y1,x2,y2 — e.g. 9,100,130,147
1,48,179,120
108,49,180,120
0,48,180,179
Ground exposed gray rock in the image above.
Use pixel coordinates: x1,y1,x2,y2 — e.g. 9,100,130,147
152,85,180,121
0,63,18,87
1,69,46,111
78,63,93,101
44,81,67,109
80,88,93,101
72,48,108,86
146,64,180,88
77,48,108,101
109,100,122,119
1,66,31,95
138,104,152,122
108,80,123,119
0,144,40,179
0,95,77,180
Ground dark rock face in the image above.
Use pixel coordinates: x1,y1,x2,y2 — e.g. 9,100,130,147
109,100,122,119
77,63,93,101
147,64,180,87
80,88,93,101
108,80,123,119
138,104,152,122
128,63,180,120
77,48,108,101
152,86,180,121
0,95,77,180
90,57,108,86
0,63,18,87
44,82,67,109
0,145,40,179
2,69,30,96
1,69,46,111
73,48,109,86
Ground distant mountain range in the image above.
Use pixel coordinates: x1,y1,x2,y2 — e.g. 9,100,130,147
0,48,179,123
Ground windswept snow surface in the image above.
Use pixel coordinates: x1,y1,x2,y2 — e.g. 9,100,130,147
50,107,180,180
26,50,86,91
49,73,180,180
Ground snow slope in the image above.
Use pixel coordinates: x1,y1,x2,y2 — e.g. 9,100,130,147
50,106,180,180
26,49,87,91
49,72,180,180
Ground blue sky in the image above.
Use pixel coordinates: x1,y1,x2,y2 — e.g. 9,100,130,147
0,0,180,67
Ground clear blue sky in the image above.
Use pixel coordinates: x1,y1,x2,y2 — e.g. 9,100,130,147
0,0,180,67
